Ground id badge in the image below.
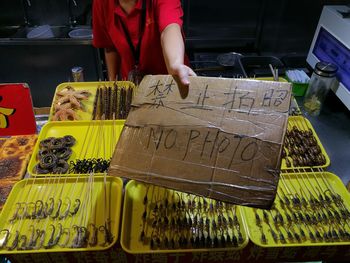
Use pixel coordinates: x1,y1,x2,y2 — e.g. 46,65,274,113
128,65,144,85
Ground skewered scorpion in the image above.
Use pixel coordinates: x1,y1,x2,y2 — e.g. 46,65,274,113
59,228,71,248
44,224,55,249
71,225,89,248
70,199,81,216
52,223,63,247
99,221,114,246
26,202,36,219
89,223,98,247
59,198,71,220
20,202,31,219
9,203,22,223
51,199,63,219
34,230,46,249
27,225,41,249
45,223,63,248
44,197,55,217
35,200,46,219
0,229,10,248
7,230,20,250
17,235,28,250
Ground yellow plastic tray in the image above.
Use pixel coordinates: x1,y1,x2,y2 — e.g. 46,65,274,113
242,171,350,247
0,176,123,254
28,120,125,177
255,77,288,82
49,81,135,121
281,116,330,170
121,180,249,254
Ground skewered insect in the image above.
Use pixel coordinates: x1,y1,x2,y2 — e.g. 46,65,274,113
70,199,81,216
71,226,89,248
44,198,55,217
9,203,22,223
49,224,63,248
50,199,62,219
35,200,46,219
7,230,20,250
88,224,98,247
17,235,28,251
99,222,114,246
0,229,10,249
27,226,41,249
59,228,70,248
44,224,56,249
59,198,71,220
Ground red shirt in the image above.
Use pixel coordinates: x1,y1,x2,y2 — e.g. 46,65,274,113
93,0,186,79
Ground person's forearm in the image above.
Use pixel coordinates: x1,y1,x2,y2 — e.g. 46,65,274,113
161,23,184,74
161,23,196,86
104,48,119,81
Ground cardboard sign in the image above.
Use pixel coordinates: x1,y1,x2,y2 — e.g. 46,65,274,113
109,75,292,208
0,83,36,136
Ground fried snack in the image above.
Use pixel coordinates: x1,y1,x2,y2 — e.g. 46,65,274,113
0,135,37,181
0,181,15,210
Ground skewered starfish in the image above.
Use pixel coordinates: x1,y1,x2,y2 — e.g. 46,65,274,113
52,86,91,121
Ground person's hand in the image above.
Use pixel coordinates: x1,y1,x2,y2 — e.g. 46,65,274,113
169,64,197,86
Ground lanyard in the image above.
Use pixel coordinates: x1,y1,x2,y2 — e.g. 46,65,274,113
118,0,146,66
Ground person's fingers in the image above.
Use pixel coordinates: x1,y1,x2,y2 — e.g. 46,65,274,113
188,67,197,76
182,66,196,86
178,66,190,86
181,76,190,86
171,65,196,86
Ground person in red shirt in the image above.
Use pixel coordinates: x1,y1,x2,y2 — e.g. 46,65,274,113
92,0,196,86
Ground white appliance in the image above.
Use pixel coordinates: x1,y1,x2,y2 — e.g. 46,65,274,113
307,5,350,110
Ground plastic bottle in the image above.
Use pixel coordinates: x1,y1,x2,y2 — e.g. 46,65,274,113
303,62,338,116
71,66,84,82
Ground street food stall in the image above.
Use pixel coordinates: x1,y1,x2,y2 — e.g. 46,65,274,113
0,2,350,263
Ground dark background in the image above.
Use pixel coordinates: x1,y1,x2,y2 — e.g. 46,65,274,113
1,0,349,53
0,0,349,106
